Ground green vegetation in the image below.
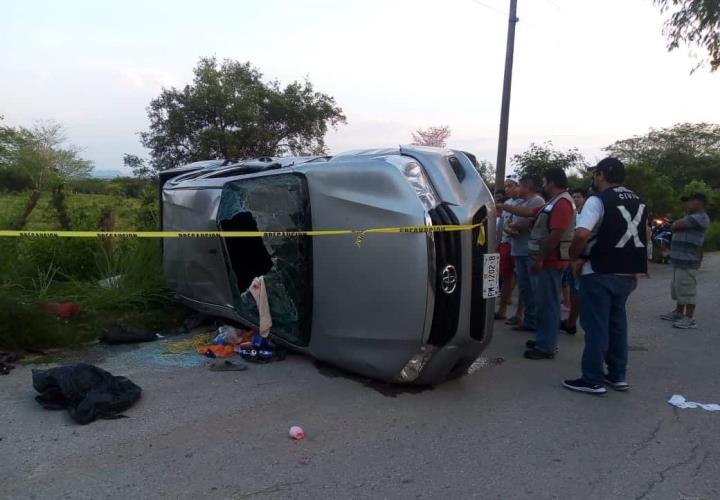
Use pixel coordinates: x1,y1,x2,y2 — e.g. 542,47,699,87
0,187,185,352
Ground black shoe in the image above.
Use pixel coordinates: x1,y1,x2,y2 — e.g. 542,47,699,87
559,320,577,335
525,340,560,352
604,377,630,392
563,378,607,395
523,348,555,360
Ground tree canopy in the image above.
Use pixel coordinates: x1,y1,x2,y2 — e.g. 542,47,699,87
605,123,720,191
0,118,93,191
606,123,720,217
655,0,720,72
510,141,587,183
139,57,346,171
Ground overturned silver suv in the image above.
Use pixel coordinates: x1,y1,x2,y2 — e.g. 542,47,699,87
160,146,497,384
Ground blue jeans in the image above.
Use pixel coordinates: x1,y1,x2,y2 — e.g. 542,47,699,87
514,256,536,329
579,273,635,384
531,268,563,353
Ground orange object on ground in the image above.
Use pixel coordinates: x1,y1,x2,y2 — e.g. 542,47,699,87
196,345,236,358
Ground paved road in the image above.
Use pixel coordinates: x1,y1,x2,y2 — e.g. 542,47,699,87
2,256,719,500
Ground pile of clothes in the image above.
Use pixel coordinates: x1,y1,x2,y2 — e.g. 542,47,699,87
196,325,285,363
32,363,142,424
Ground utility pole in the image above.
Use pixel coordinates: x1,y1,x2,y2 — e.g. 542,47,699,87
494,0,519,192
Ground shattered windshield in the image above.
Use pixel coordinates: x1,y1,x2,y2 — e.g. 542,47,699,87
217,174,312,346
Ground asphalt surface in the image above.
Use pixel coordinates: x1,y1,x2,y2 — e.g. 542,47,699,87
2,255,719,500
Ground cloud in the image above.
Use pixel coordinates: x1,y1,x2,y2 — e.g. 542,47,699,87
122,68,179,90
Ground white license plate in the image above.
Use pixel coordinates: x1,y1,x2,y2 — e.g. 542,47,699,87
482,253,501,299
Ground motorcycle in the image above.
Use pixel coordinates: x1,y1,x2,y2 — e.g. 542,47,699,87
650,217,673,263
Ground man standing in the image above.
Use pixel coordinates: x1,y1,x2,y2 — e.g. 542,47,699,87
660,193,710,329
563,158,648,395
498,168,576,359
507,176,545,331
495,175,521,320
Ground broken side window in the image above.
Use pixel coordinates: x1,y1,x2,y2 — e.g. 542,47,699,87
217,174,312,347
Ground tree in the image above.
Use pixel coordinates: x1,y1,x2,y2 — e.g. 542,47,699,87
0,119,92,191
474,159,495,185
123,154,155,180
624,164,677,218
411,125,451,148
140,57,346,171
511,141,587,182
654,0,720,72
605,123,720,191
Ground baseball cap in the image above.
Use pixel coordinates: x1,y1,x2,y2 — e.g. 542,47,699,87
588,157,625,179
505,174,520,185
681,192,707,203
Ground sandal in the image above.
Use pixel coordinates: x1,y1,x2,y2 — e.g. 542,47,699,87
208,360,248,372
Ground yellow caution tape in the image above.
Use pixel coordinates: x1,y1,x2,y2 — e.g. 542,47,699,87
0,221,487,242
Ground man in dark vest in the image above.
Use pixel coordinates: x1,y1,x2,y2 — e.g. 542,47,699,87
498,168,576,360
563,158,648,395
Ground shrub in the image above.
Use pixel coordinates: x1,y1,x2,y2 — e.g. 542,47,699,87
704,220,720,252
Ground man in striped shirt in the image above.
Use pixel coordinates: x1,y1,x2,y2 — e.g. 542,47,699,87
660,193,710,330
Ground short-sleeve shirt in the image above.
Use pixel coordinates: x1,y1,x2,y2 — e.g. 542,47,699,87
532,197,574,270
499,198,520,244
510,195,545,257
671,212,710,269
575,195,603,275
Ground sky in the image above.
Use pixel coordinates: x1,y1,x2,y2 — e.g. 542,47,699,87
1,0,719,174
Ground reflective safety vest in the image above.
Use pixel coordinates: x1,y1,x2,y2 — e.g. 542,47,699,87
528,191,576,261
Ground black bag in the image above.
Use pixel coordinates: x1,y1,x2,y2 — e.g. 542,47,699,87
32,363,142,425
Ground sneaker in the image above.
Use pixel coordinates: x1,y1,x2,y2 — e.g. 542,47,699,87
563,378,607,395
525,340,559,353
523,348,555,360
672,317,697,329
559,320,578,335
512,324,536,332
505,316,520,326
604,377,630,392
660,311,683,322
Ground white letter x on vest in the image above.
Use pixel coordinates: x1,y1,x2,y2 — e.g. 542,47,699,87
616,204,645,248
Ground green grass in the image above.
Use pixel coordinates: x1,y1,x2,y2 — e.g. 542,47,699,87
0,189,188,351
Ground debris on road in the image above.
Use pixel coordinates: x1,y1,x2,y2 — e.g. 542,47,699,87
668,394,720,412
1,351,19,375
163,334,214,354
196,344,235,358
208,360,248,372
289,426,305,440
32,363,142,424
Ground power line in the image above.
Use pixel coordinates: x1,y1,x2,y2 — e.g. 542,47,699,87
470,0,507,17
541,0,566,12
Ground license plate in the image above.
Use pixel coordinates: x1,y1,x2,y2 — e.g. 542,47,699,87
482,253,501,299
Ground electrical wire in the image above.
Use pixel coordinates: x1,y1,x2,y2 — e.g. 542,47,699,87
469,0,507,17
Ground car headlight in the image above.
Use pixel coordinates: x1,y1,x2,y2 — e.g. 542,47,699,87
387,158,438,211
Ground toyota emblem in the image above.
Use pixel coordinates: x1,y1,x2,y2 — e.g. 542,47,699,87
441,265,458,294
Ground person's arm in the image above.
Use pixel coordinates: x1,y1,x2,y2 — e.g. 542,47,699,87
509,218,533,230
569,228,592,260
671,219,687,231
497,202,536,218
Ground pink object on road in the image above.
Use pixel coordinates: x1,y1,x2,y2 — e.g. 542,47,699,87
289,426,305,440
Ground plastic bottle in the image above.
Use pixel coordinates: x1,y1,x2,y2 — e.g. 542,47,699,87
289,426,305,440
